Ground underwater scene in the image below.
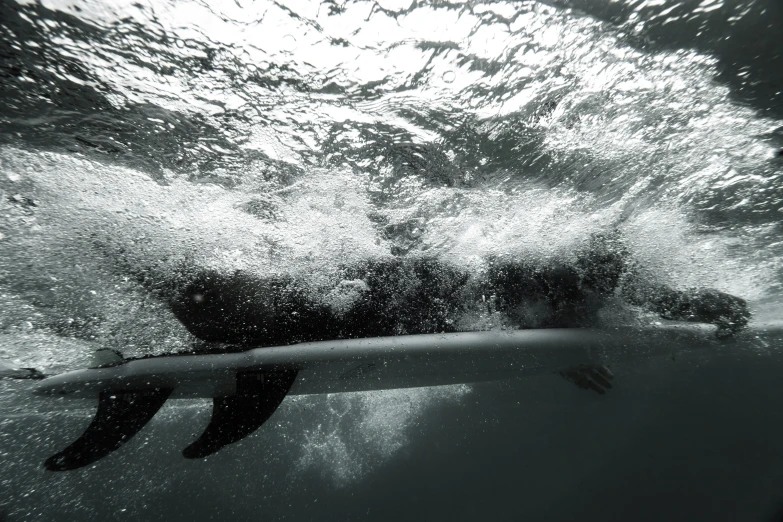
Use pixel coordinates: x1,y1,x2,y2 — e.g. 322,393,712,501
1,0,783,519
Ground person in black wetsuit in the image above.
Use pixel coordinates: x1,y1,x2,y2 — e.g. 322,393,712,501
169,232,751,351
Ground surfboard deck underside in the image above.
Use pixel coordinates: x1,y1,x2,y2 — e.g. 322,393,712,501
37,324,757,399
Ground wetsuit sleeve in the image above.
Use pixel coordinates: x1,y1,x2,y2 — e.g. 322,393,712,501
621,276,751,337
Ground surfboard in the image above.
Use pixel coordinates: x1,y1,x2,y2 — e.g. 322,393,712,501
34,324,783,472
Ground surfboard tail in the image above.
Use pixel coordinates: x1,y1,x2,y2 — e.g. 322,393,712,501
44,367,298,471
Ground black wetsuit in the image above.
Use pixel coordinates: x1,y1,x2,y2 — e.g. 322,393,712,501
169,233,751,349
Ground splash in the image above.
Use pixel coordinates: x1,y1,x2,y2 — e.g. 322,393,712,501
289,385,471,486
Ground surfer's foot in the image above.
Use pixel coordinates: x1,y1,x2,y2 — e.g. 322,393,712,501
558,364,613,395
0,367,47,380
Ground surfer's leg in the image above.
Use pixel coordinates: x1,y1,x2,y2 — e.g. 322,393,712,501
170,258,472,346
169,269,336,346
0,366,46,380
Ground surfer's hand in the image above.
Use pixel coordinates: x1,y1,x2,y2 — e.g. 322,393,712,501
689,289,751,338
558,364,614,395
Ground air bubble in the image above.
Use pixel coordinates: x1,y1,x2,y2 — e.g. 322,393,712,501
442,71,456,84
281,35,297,52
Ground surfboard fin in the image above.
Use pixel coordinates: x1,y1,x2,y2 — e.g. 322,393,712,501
89,348,125,369
45,387,172,471
182,368,298,459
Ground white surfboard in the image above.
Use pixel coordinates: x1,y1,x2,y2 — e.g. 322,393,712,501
34,324,782,472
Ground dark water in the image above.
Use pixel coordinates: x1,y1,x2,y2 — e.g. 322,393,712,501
1,0,782,519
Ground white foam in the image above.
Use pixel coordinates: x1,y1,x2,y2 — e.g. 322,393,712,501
289,385,471,486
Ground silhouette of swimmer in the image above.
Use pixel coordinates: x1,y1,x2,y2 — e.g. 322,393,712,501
169,233,751,350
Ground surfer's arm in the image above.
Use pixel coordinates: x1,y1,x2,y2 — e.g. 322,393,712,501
585,230,752,336
621,279,751,337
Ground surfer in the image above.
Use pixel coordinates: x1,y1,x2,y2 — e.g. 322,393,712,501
33,233,754,471
169,232,751,350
